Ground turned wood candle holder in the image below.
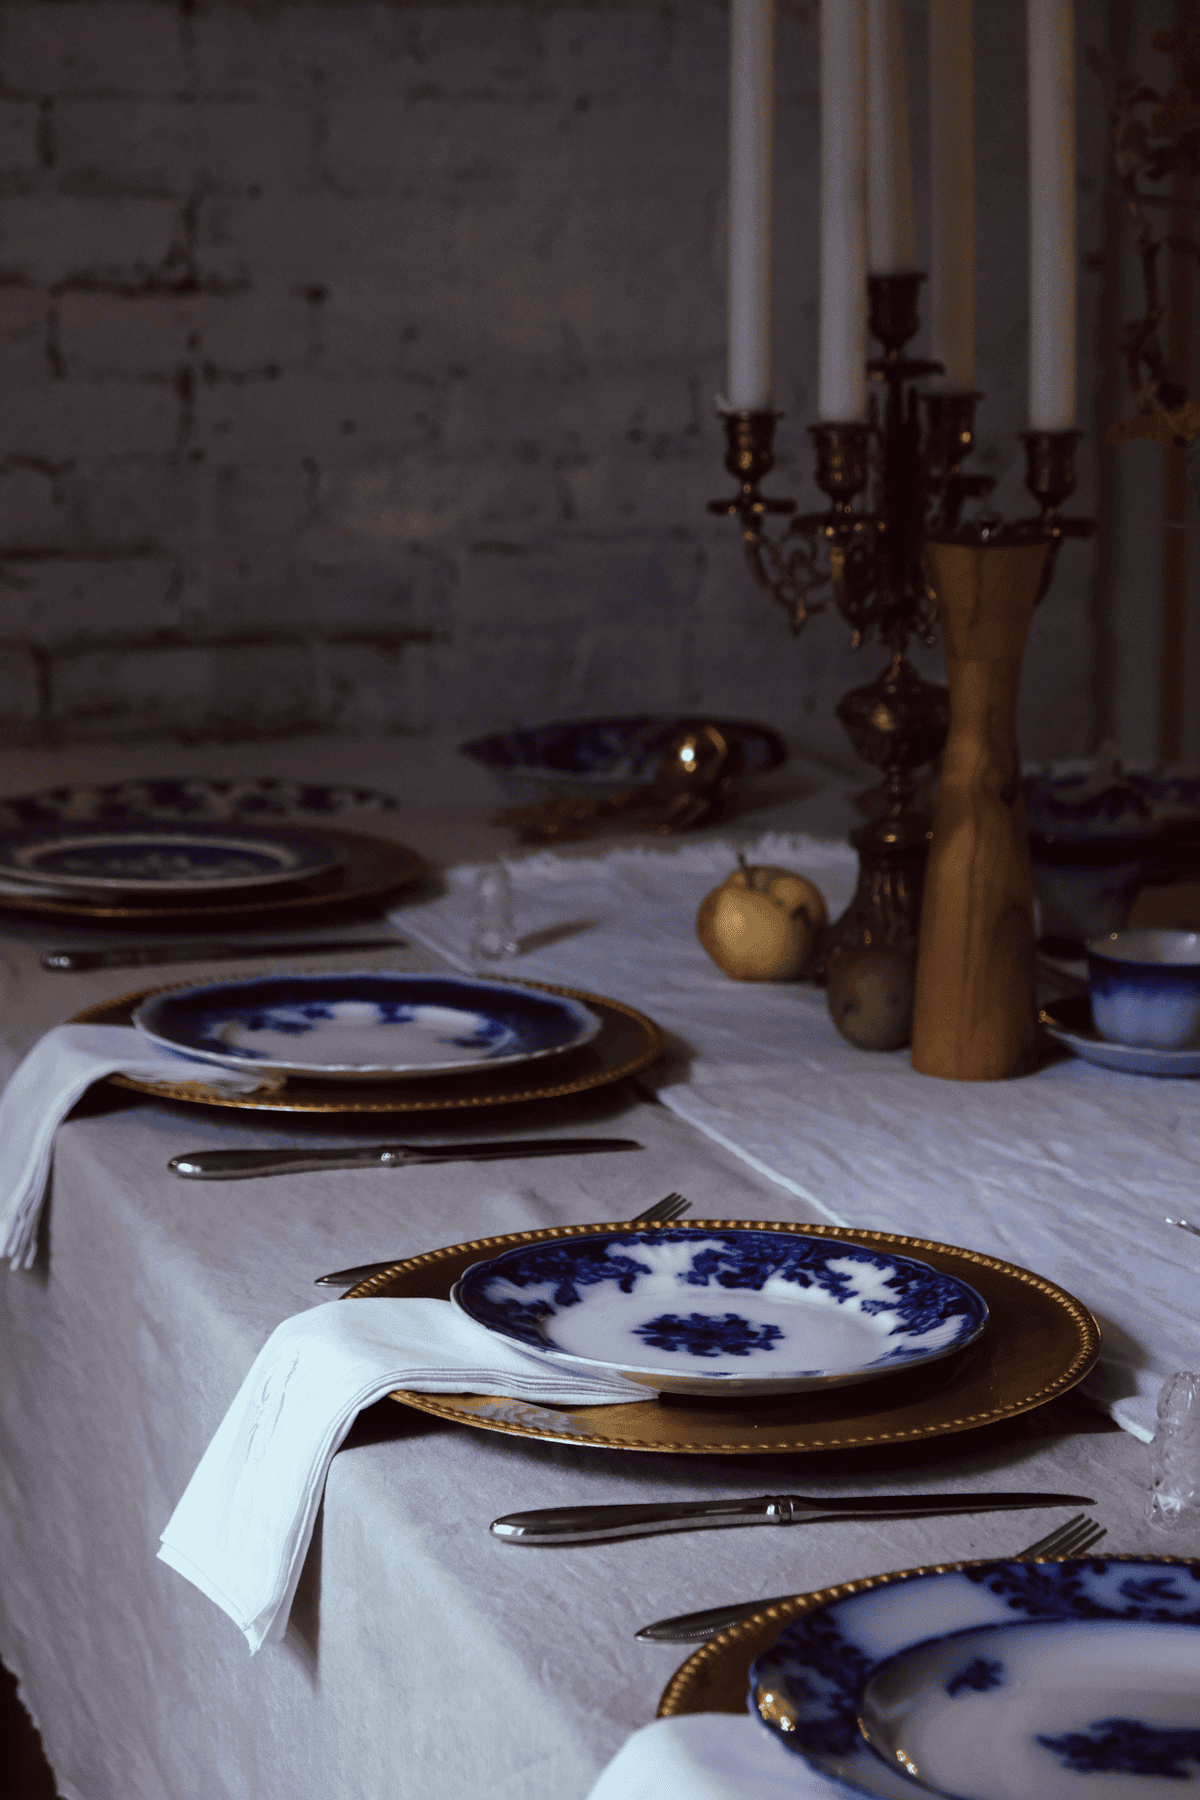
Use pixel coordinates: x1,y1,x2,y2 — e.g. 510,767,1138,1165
910,533,1050,1081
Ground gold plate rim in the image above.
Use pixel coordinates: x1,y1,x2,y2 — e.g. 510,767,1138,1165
656,1552,1200,1720
348,1219,1101,1455
70,978,666,1114
0,824,422,922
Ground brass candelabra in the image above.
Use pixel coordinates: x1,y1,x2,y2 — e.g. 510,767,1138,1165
710,271,1095,972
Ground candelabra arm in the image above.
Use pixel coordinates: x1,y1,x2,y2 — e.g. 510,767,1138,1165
1018,430,1098,605
710,410,845,634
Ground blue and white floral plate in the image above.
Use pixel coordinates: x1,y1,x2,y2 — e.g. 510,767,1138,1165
748,1557,1200,1800
450,1229,988,1396
133,972,602,1083
0,820,346,900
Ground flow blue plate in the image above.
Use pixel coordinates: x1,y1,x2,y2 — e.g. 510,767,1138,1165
0,820,345,898
0,775,395,832
750,1558,1200,1800
450,1228,987,1396
133,972,601,1083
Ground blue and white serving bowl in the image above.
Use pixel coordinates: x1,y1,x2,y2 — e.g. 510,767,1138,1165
450,1228,987,1397
1086,929,1200,1052
749,1557,1200,1800
133,972,601,1083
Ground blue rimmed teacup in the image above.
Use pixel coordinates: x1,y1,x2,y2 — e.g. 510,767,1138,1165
1086,928,1200,1050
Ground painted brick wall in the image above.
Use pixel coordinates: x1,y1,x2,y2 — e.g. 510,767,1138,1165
0,0,1105,756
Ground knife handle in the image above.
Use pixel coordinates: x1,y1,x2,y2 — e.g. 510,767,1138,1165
490,1499,781,1544
172,1136,643,1179
170,1148,392,1178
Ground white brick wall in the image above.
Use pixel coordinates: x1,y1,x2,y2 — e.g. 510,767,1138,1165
0,0,1105,758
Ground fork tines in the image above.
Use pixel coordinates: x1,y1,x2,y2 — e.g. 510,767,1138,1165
632,1192,690,1224
1018,1513,1107,1561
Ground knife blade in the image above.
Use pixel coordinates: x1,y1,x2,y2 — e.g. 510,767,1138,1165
635,1593,808,1643
42,935,410,972
488,1490,1096,1546
171,1134,642,1181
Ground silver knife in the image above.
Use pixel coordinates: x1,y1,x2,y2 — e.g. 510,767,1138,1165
636,1593,810,1642
171,1134,642,1181
488,1490,1096,1546
42,935,410,972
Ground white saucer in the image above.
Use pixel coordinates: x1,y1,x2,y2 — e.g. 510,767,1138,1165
1041,996,1200,1076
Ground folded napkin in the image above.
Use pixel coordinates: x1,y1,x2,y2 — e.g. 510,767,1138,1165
0,1023,269,1269
588,1716,835,1799
158,1295,645,1653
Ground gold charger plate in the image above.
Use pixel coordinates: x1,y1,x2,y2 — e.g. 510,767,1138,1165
0,824,422,923
71,979,665,1114
347,1219,1099,1454
655,1554,1200,1719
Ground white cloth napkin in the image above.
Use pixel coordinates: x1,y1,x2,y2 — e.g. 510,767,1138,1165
158,1295,646,1653
587,1716,837,1799
0,1024,269,1269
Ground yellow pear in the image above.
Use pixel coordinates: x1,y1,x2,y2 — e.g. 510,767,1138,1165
827,946,915,1050
696,859,826,981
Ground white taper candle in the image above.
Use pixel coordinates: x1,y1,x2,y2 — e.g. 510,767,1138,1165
819,0,868,421
727,0,776,412
1027,0,1076,429
929,0,976,388
866,0,916,275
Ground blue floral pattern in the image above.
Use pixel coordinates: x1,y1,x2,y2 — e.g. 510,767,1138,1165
455,1230,987,1376
946,1656,1006,1697
631,1312,784,1358
0,776,395,831
1036,1719,1200,1778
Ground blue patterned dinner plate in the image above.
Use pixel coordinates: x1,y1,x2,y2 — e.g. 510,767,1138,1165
133,972,601,1083
0,820,345,899
749,1558,1200,1800
450,1229,987,1396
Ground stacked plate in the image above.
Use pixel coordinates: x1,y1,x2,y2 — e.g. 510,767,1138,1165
741,1556,1200,1799
0,818,348,906
0,778,421,923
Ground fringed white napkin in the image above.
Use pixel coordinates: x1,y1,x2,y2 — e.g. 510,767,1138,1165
158,1296,645,1653
587,1716,836,1799
0,1024,269,1269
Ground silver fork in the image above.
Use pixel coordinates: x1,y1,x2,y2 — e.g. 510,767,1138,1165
634,1513,1108,1642
1017,1512,1107,1560
633,1192,690,1225
314,1191,692,1287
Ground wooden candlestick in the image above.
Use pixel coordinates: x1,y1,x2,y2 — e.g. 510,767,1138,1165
911,535,1049,1080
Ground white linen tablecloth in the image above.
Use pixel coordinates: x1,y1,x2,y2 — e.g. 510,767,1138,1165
398,831,1200,1440
0,779,1191,1800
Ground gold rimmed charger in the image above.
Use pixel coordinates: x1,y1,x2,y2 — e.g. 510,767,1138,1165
0,824,422,923
345,1220,1099,1454
654,1553,1200,1720
70,979,665,1114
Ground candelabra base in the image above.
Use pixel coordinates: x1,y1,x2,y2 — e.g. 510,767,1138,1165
814,812,931,981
